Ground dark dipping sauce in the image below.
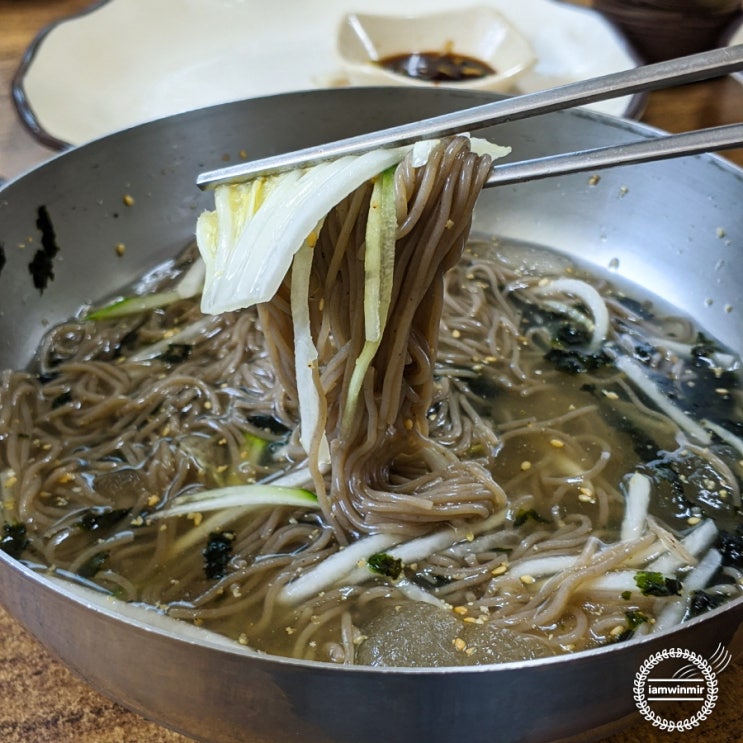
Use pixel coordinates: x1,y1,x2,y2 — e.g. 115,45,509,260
378,51,495,83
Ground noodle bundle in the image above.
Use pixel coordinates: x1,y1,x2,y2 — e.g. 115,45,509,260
1,136,742,666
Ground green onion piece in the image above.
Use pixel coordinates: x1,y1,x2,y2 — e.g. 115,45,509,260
150,483,318,519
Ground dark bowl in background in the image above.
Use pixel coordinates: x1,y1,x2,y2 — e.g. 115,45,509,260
593,0,743,62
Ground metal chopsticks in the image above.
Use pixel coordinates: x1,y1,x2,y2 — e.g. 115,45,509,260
197,44,743,190
484,122,743,186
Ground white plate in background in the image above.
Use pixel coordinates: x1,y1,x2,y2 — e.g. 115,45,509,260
14,0,642,148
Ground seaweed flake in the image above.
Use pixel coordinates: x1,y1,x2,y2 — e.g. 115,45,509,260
203,531,235,579
28,205,61,292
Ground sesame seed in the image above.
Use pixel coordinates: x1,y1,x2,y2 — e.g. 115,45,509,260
453,638,467,652
687,516,701,525
550,438,565,448
520,460,532,471
115,242,126,256
453,606,468,616
123,194,135,207
520,574,536,585
491,562,508,576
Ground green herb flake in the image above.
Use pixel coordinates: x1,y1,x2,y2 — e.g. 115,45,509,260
608,610,650,644
634,570,681,597
367,552,403,580
625,609,650,631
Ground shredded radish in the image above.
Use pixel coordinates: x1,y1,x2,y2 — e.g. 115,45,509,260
279,533,401,605
647,519,718,574
621,472,651,542
615,354,712,445
291,239,330,464
652,548,723,633
534,278,610,350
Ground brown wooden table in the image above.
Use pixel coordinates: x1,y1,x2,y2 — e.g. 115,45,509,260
1,1,742,741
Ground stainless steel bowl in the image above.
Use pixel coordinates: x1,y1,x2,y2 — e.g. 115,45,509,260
1,87,742,743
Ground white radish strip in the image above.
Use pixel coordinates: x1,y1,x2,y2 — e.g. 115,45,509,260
175,258,206,298
614,355,712,445
581,570,640,594
502,555,579,580
291,240,330,464
652,599,686,634
652,549,723,634
393,578,451,610
534,278,610,350
704,419,743,458
345,511,507,585
279,533,401,605
684,548,723,593
647,519,718,574
621,472,651,542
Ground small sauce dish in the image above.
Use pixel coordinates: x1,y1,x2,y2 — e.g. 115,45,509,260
336,6,536,93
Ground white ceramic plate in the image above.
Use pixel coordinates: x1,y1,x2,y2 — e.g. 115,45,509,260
14,0,642,148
